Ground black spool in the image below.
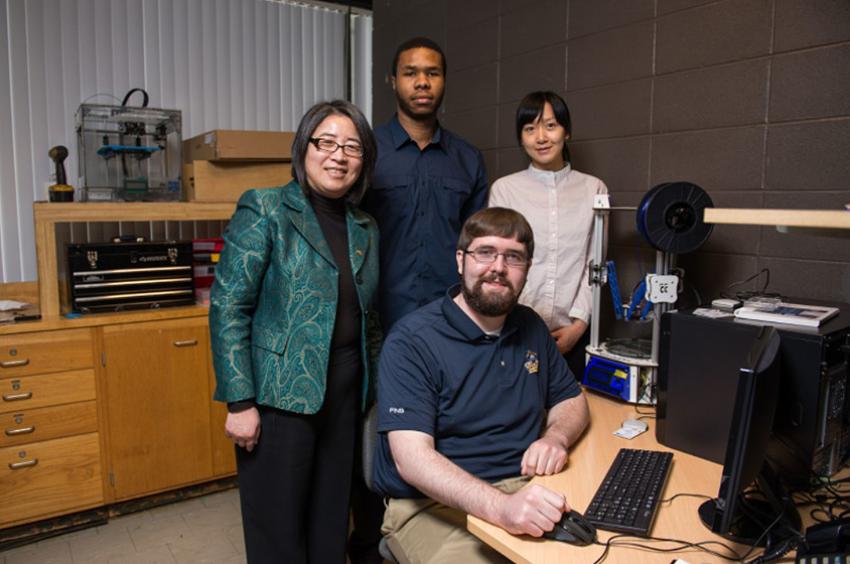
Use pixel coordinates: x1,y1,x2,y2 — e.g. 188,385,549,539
636,182,714,254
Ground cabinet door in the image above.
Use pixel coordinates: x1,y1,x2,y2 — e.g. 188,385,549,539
103,318,213,500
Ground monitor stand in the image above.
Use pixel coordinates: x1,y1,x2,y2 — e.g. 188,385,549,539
698,462,802,546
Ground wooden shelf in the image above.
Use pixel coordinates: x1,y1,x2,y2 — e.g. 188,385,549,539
704,208,850,229
32,201,235,317
33,201,235,223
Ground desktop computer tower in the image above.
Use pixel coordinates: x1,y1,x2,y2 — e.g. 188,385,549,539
657,305,850,487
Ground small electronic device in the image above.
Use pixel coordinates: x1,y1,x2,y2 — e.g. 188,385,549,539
711,298,741,312
613,418,648,439
697,326,802,545
584,448,673,536
796,517,850,563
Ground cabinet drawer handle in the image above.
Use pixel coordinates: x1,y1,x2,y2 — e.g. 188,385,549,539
2,392,32,402
8,458,38,470
0,359,30,368
173,339,198,347
5,426,35,436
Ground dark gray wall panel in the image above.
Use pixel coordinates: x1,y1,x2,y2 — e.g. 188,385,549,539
567,79,652,140
774,0,850,52
650,127,765,191
446,17,498,72
656,0,772,73
568,21,654,90
568,0,654,38
766,120,850,190
442,106,499,151
770,44,850,122
653,60,769,132
499,0,567,58
500,45,567,104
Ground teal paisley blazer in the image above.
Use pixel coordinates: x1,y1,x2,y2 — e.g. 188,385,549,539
210,181,381,414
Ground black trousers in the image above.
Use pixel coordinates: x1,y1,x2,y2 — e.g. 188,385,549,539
236,357,361,564
348,429,387,564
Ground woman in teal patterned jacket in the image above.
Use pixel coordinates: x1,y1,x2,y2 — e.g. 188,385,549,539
210,100,380,564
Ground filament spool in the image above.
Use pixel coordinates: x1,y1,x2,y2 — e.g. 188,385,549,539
636,182,714,254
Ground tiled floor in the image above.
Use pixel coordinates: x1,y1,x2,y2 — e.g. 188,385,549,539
0,488,246,564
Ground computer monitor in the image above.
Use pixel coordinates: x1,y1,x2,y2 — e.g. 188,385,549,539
698,326,802,545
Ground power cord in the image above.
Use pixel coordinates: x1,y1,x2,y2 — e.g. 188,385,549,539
589,489,805,563
720,268,778,301
633,405,656,420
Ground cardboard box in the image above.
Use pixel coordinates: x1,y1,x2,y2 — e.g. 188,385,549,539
183,130,295,162
183,161,292,202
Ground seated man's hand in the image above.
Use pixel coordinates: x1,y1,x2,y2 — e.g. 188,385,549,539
496,484,570,536
521,436,568,476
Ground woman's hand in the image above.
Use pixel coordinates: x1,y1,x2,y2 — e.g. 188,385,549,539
225,407,261,452
551,319,588,355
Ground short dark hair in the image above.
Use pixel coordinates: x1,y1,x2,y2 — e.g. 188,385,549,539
516,91,572,163
458,207,535,260
291,100,377,206
391,36,447,77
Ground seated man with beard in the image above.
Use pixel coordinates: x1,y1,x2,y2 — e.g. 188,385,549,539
373,207,590,563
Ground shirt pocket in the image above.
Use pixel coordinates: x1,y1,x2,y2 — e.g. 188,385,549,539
373,174,414,191
437,177,472,229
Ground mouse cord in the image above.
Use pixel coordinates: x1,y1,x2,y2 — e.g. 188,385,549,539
591,534,747,563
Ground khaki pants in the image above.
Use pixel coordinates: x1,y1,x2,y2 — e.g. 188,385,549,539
381,476,530,564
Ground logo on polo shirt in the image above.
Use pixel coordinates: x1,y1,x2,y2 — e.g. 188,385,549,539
524,350,539,375
388,407,405,414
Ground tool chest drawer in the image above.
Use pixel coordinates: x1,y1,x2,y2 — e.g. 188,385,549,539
0,329,94,378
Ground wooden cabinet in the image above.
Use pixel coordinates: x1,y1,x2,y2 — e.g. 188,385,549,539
0,202,238,532
102,317,214,501
0,329,103,528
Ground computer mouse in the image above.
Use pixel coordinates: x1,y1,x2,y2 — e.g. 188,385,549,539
542,510,597,546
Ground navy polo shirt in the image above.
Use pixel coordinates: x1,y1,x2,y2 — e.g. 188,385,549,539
373,289,581,499
360,115,488,331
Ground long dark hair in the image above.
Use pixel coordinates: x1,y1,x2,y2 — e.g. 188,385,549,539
515,91,572,164
291,100,377,205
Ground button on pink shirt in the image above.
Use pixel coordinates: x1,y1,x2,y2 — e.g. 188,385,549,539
489,164,608,330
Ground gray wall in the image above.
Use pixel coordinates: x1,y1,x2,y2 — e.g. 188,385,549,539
372,0,850,305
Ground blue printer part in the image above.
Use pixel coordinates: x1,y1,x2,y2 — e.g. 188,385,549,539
582,356,634,402
606,260,653,321
607,261,624,320
96,144,161,159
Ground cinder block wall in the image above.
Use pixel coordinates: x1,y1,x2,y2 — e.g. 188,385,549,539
372,0,850,304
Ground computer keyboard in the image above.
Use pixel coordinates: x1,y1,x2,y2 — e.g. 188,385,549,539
584,448,673,537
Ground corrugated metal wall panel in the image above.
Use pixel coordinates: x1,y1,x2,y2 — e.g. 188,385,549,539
0,0,372,283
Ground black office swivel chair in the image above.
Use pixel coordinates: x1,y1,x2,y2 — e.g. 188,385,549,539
361,403,399,563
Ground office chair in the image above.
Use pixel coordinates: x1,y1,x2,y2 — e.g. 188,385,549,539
361,403,399,563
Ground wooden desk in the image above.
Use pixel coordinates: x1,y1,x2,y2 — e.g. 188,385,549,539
468,392,739,564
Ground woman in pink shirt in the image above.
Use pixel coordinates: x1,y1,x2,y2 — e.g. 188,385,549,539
489,91,608,379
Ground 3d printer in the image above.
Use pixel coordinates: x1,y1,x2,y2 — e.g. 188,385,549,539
76,88,182,202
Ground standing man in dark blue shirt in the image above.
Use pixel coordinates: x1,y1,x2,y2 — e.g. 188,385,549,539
362,36,489,331
351,36,488,564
